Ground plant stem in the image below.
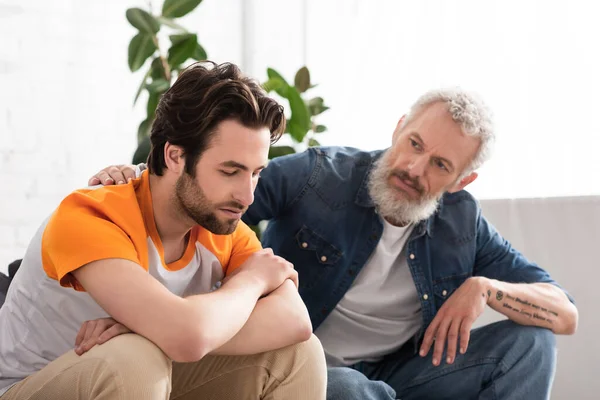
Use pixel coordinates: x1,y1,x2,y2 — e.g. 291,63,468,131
160,56,171,81
151,34,172,82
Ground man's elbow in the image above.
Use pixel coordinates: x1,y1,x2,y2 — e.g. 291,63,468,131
555,303,578,335
291,311,313,343
562,305,579,335
160,328,212,362
295,318,313,342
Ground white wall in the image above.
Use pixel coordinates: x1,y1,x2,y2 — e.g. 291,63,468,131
0,0,244,273
304,0,600,200
3,1,599,266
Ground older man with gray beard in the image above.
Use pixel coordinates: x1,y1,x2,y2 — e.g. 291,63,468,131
90,88,578,400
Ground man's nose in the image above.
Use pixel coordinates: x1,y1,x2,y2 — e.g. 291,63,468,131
407,154,427,177
233,176,255,207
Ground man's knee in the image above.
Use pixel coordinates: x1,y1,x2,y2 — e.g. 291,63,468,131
87,333,170,365
504,323,556,357
491,321,557,374
268,334,327,391
3,334,172,400
296,333,326,361
285,334,327,374
84,333,172,393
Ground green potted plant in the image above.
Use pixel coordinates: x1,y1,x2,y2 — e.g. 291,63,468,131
263,66,329,159
125,0,208,164
125,0,329,164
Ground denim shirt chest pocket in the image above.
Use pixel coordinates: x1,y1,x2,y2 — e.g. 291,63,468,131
429,226,477,310
294,226,342,290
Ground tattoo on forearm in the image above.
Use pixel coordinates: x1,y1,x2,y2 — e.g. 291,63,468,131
533,313,549,322
519,310,532,318
514,297,531,307
499,291,558,324
487,289,491,298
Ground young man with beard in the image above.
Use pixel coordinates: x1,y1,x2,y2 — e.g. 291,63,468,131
91,88,578,399
0,62,327,400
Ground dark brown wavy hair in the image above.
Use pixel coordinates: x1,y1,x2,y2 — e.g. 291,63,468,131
147,61,286,176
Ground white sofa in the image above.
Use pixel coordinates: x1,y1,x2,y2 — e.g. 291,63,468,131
476,196,599,399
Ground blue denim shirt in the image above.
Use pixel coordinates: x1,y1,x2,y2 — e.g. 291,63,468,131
242,146,572,342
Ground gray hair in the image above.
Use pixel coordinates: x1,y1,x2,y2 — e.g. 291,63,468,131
400,88,495,179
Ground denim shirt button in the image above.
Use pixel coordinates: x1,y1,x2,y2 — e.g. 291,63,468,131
320,256,327,262
423,294,429,300
442,290,447,296
301,242,308,248
409,253,415,260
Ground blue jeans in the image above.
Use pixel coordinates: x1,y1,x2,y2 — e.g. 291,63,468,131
327,320,556,400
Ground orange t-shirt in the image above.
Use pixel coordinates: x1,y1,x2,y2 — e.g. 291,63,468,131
42,169,261,293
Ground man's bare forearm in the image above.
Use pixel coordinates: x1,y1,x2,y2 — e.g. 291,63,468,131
181,271,267,356
74,259,266,362
484,279,578,335
211,280,312,355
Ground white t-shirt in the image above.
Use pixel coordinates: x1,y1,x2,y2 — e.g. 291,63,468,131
315,219,422,367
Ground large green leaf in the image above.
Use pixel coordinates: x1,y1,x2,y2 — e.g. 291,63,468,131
126,8,160,34
262,78,287,95
287,120,306,143
137,118,153,143
267,67,288,83
268,145,296,159
156,16,188,31
192,42,207,61
146,78,170,93
147,92,160,119
132,135,152,164
168,34,197,68
294,66,311,93
162,0,203,18
287,86,311,142
266,67,289,97
128,33,157,72
169,33,193,46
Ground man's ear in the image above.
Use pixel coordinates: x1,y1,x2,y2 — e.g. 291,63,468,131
392,115,407,143
164,142,185,174
448,172,478,193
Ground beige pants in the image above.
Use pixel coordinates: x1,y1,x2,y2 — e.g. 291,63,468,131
1,333,326,400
